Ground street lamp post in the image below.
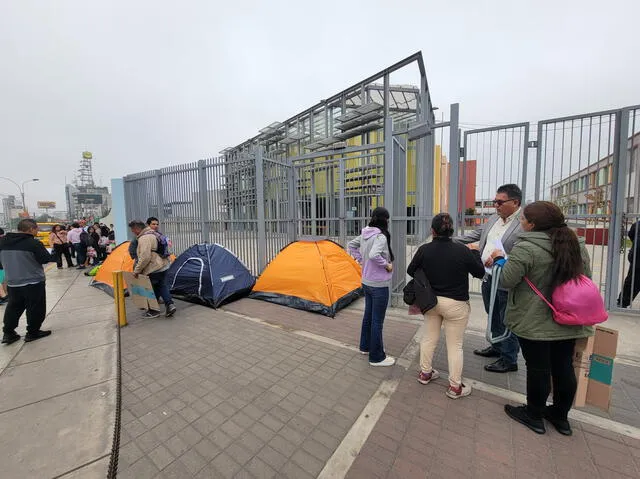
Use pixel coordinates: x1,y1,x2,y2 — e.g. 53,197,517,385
0,177,39,215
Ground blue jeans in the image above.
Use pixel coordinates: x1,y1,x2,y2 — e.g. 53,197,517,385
360,284,389,363
481,277,520,365
149,270,173,309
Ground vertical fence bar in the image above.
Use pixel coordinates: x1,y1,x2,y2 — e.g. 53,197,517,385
255,147,267,272
534,122,544,201
155,170,164,226
338,157,346,246
448,103,461,228
197,160,209,243
521,123,530,201
606,109,630,309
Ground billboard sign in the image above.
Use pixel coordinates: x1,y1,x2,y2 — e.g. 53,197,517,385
37,201,56,209
76,194,103,204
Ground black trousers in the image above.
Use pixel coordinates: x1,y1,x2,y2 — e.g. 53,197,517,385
3,282,47,335
54,244,74,267
619,263,640,308
518,336,577,420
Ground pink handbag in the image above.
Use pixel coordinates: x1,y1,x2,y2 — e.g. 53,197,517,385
524,275,608,326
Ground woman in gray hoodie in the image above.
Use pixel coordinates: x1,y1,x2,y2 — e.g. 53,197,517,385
348,207,395,366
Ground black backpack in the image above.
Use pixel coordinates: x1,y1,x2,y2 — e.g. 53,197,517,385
79,231,89,246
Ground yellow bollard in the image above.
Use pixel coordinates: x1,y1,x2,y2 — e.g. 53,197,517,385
113,270,128,327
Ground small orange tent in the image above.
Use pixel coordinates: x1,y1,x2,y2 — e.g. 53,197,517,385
91,242,135,296
249,239,363,317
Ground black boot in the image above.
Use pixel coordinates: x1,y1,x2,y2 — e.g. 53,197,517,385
504,404,546,434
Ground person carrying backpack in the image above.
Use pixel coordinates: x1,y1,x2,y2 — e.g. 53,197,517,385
128,220,176,318
492,201,595,437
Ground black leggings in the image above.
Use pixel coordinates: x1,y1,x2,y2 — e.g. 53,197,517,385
518,336,577,421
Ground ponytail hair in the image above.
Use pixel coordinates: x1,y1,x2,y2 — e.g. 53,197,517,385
522,201,583,288
431,213,454,237
368,207,394,262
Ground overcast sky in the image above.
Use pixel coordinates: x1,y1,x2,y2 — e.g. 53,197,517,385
1,0,638,213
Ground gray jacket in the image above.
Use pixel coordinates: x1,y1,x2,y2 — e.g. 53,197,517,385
0,232,53,287
455,213,523,255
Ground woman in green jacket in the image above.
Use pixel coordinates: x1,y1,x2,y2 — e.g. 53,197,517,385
494,201,593,436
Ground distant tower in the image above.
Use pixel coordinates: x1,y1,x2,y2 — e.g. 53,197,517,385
78,151,95,187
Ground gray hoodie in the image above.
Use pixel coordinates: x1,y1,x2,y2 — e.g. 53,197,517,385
0,232,53,287
347,226,392,287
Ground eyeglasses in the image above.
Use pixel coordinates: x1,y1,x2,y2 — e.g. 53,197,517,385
493,199,515,206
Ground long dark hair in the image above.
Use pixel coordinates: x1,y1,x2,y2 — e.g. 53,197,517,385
431,213,454,237
368,207,394,262
523,201,583,287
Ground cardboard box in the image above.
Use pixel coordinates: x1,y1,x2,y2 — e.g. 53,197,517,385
122,272,160,312
573,326,618,411
573,335,594,407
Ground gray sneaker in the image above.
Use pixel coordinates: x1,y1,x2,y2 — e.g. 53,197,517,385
166,304,177,317
143,310,161,319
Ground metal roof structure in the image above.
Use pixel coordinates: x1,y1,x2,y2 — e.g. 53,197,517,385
221,52,435,159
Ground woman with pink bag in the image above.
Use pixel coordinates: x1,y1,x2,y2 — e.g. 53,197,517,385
493,201,594,436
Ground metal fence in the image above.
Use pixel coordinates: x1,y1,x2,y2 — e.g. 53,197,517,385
123,102,640,313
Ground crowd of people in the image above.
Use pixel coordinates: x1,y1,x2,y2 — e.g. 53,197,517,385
348,184,615,437
49,220,116,270
1,186,638,439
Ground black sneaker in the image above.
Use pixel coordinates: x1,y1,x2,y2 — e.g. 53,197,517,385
544,406,572,436
24,330,52,343
2,332,21,345
0,296,8,305
166,304,176,317
504,405,546,434
143,310,161,319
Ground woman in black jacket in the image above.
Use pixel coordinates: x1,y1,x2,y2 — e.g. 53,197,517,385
407,213,485,399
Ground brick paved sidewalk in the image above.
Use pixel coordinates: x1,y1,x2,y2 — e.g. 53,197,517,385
430,332,640,428
116,300,407,479
346,359,640,479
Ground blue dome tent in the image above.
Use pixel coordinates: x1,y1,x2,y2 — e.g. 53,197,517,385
166,243,255,308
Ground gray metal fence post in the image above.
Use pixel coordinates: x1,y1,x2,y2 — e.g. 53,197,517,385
605,109,630,309
521,123,531,202
339,157,346,246
255,148,267,272
197,160,210,243
534,122,543,201
287,162,296,243
448,103,461,228
155,170,165,225
384,117,394,207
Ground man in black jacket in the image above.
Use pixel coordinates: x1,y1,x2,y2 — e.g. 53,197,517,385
619,220,640,308
0,219,53,344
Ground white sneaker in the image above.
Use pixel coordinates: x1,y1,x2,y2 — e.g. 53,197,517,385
446,383,472,399
370,356,396,367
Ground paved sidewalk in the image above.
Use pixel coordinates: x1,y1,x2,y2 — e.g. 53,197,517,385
346,358,640,479
117,300,399,479
116,295,640,478
0,267,117,479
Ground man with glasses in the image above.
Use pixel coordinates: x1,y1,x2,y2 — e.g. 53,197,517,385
457,184,523,373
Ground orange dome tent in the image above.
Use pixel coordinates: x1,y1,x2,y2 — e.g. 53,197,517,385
249,239,363,317
90,241,135,296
